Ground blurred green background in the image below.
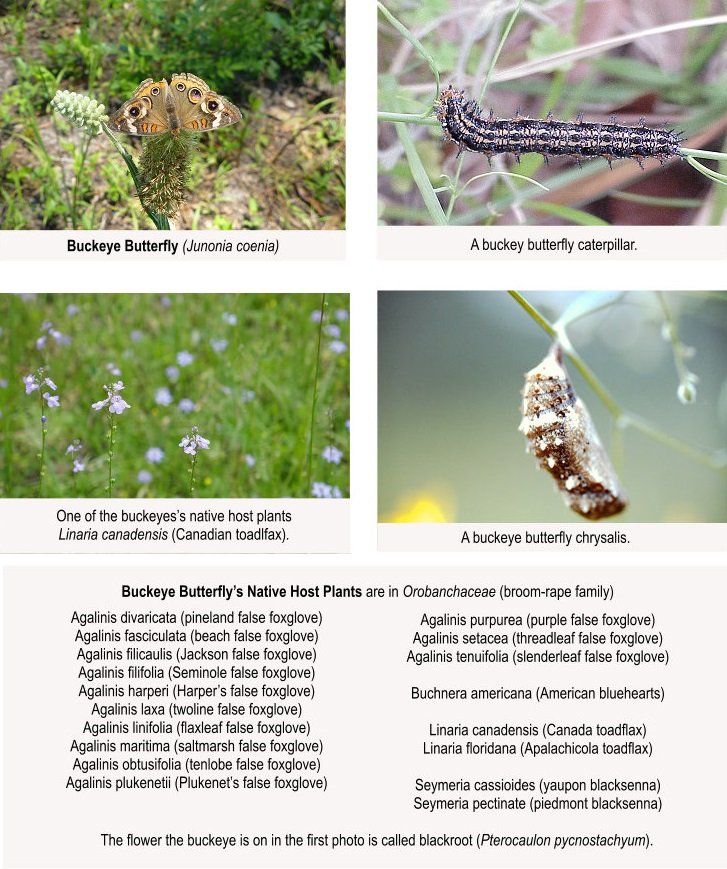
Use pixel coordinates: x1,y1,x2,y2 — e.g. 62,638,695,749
379,292,727,523
1,293,349,498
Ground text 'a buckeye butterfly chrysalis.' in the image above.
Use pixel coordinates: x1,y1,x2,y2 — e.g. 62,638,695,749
518,344,628,520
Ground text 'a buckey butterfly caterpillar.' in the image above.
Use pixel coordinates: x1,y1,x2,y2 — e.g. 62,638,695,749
518,344,627,520
436,86,684,167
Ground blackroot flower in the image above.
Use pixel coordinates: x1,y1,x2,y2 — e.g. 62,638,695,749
50,90,108,135
138,133,194,218
92,381,131,414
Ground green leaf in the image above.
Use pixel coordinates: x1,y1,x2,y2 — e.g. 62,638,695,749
524,200,608,225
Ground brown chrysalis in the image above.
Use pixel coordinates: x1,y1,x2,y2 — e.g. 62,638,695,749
519,344,627,520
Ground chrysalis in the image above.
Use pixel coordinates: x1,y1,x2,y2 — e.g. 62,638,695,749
519,344,627,520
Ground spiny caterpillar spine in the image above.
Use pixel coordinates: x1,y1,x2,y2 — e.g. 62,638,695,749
519,344,627,520
436,85,683,167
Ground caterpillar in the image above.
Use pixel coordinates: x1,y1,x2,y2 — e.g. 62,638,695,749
436,85,683,167
518,344,627,520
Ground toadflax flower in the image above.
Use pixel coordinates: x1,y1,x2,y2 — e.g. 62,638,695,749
155,386,173,406
179,427,211,456
180,426,210,496
66,440,86,474
321,445,343,464
50,90,109,135
312,482,343,498
92,382,130,495
92,381,130,414
25,368,60,495
24,371,60,406
146,447,165,464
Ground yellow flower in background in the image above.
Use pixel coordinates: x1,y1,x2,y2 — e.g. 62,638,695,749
384,489,454,523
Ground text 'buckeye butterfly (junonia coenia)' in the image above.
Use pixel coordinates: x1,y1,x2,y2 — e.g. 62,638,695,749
436,86,683,167
518,344,627,520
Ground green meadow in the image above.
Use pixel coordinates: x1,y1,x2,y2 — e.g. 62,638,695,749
0,293,349,498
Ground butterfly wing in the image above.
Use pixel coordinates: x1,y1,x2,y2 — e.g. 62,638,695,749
107,78,171,135
170,72,241,132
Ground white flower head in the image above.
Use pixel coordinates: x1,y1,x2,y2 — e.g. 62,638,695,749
50,89,109,135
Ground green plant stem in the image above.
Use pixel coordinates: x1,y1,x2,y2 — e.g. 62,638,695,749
395,123,447,224
477,0,523,105
683,153,727,187
189,453,197,496
38,391,45,497
107,414,116,495
377,2,440,106
508,291,558,341
679,147,727,161
306,295,326,493
378,112,437,125
656,293,685,378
